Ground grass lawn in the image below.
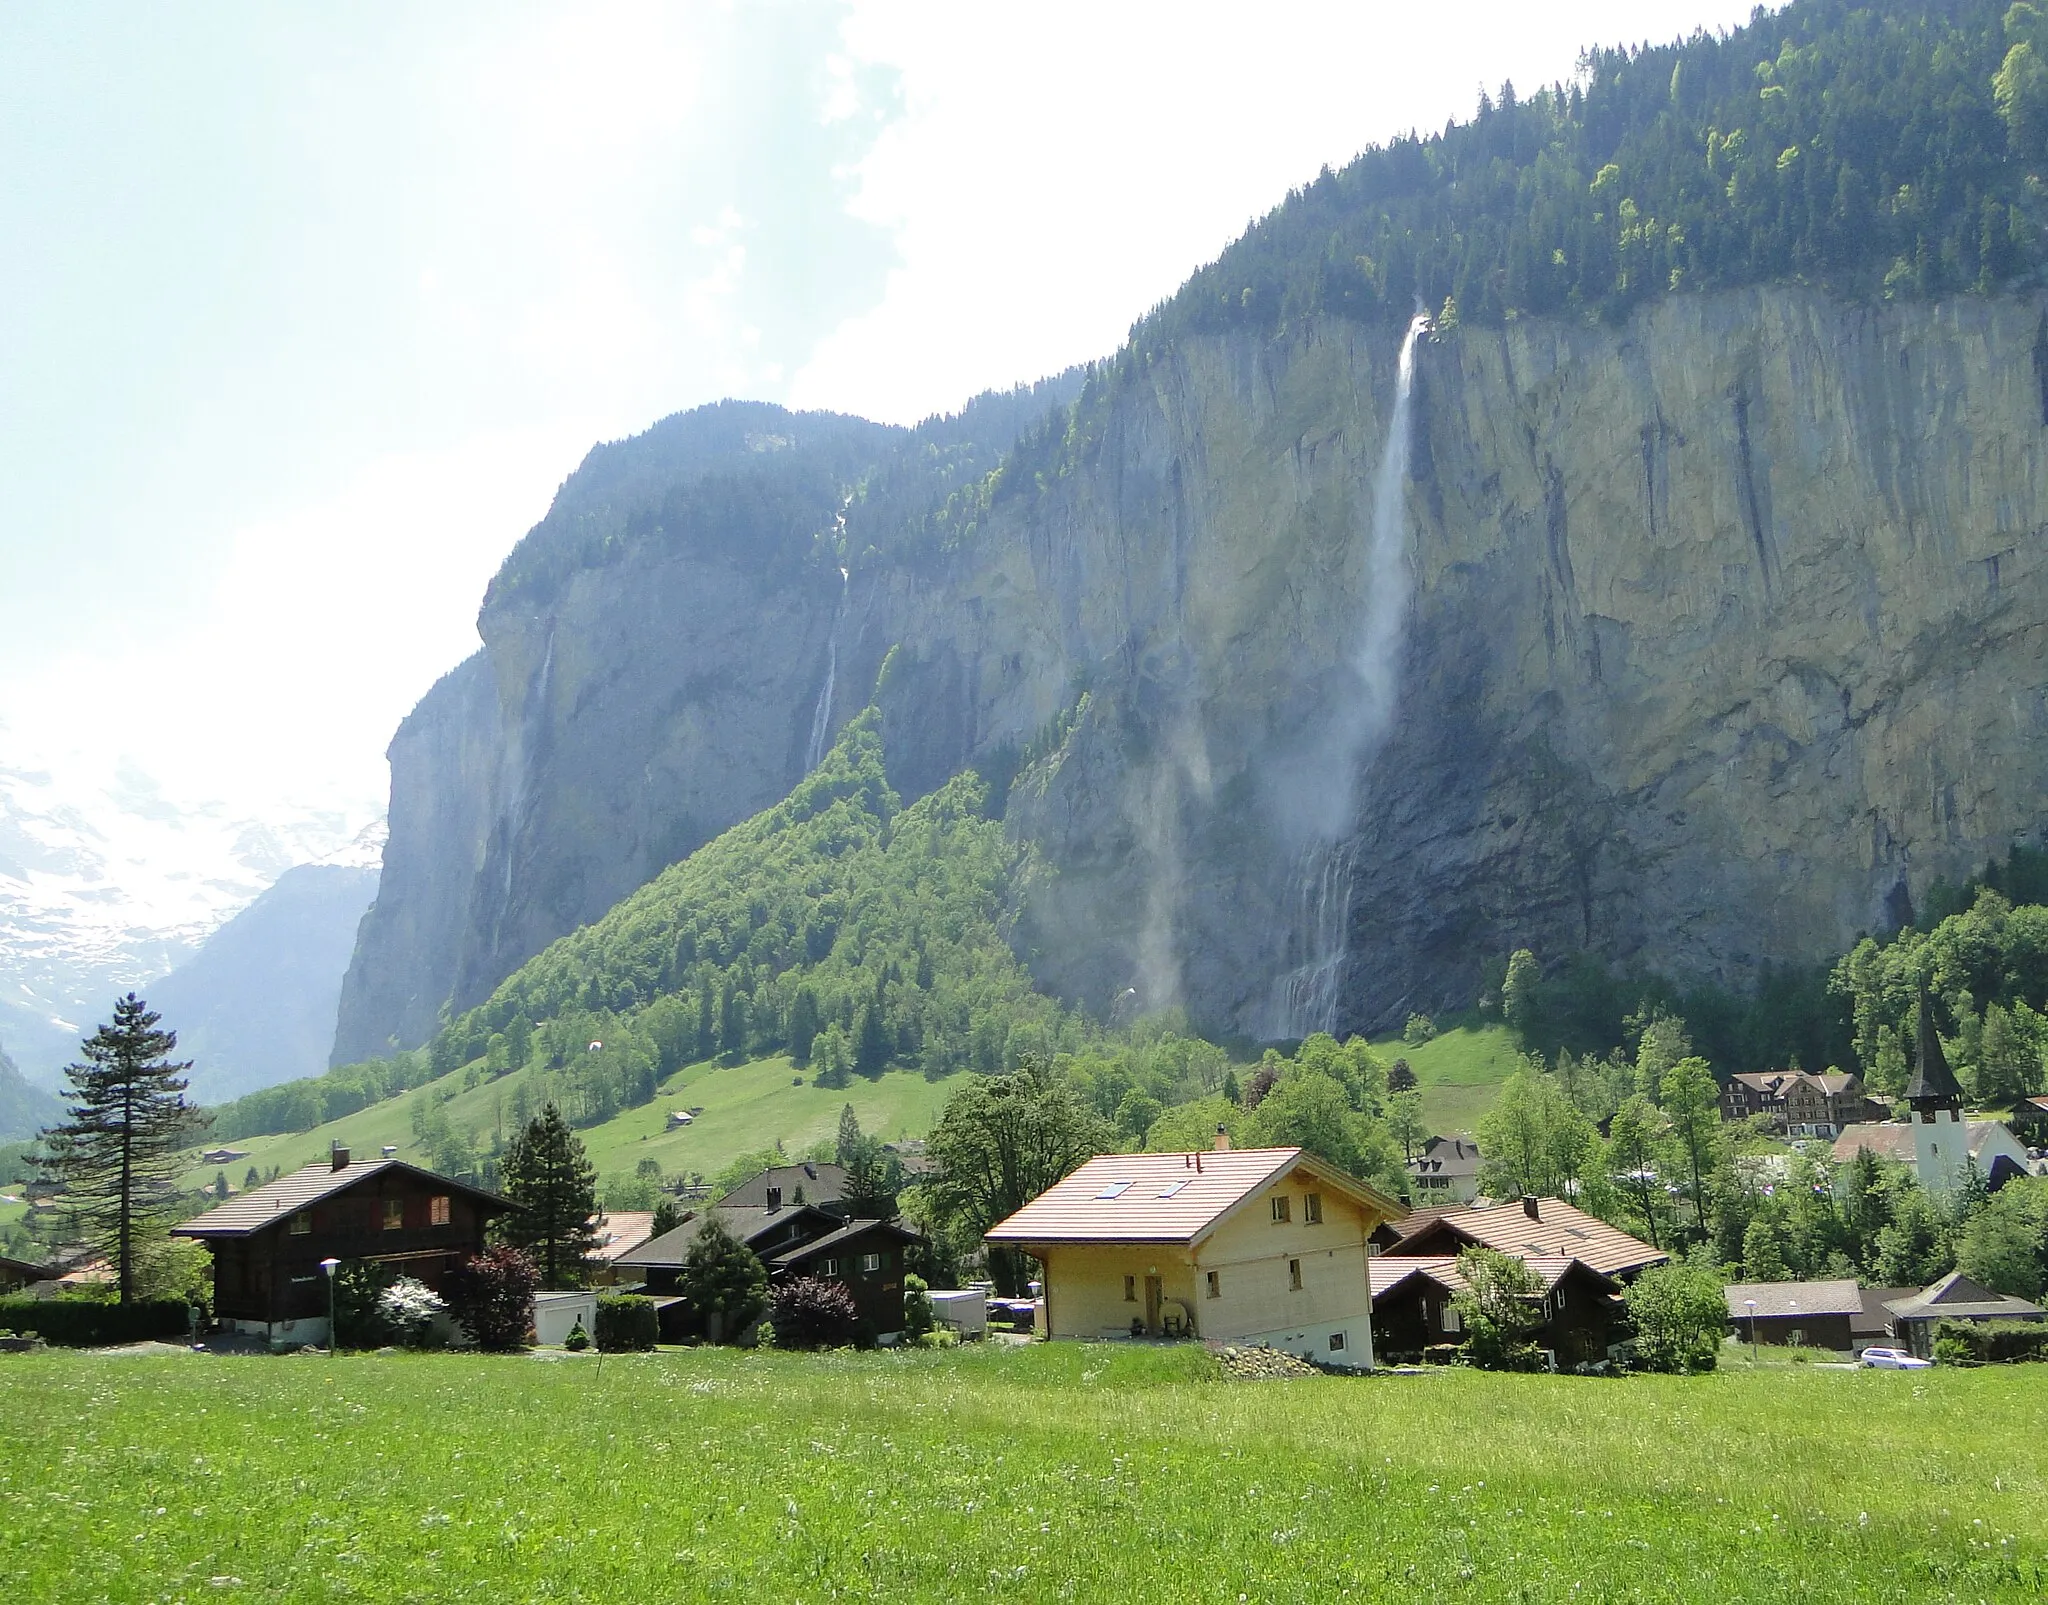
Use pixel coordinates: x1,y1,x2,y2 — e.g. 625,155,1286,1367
1371,1020,1523,1136
174,1056,967,1196
1,1346,2039,1604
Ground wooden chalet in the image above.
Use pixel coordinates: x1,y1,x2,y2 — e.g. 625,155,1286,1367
1721,1278,1862,1350
172,1146,513,1345
0,1253,58,1295
1369,1253,1624,1366
613,1201,925,1343
1376,1195,1667,1282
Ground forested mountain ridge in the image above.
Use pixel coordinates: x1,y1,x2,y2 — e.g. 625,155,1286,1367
0,1036,58,1142
337,0,2048,1062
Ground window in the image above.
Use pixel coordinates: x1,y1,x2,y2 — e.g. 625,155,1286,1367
1095,1180,1133,1199
1329,1331,1346,1352
1205,1271,1220,1299
1441,1305,1463,1333
1302,1192,1323,1225
1270,1195,1291,1224
819,1258,838,1277
1288,1258,1302,1291
383,1198,404,1231
1124,1275,1137,1302
429,1196,451,1227
1156,1179,1190,1198
288,1212,311,1236
860,1253,882,1273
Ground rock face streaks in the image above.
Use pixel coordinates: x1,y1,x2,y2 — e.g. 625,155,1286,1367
336,289,2048,1059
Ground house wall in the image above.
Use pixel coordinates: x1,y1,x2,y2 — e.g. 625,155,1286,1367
1192,1177,1379,1366
1742,1311,1855,1350
1039,1244,1202,1339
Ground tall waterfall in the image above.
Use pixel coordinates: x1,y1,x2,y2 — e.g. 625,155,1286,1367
804,566,849,772
1265,312,1428,1040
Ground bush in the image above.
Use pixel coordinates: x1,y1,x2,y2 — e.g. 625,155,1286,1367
377,1277,447,1349
564,1320,591,1352
0,1298,190,1348
916,1327,959,1349
595,1295,658,1352
677,1217,768,1344
334,1261,397,1348
1932,1319,2048,1365
1403,1013,1437,1046
1622,1262,1727,1374
902,1273,934,1340
443,1246,539,1351
768,1276,861,1350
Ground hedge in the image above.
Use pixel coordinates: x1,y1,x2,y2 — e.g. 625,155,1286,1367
1932,1319,2048,1365
0,1298,192,1347
595,1295,658,1352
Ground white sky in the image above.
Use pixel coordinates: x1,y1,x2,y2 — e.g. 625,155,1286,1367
0,0,1768,839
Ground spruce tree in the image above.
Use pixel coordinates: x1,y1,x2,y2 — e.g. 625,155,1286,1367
497,1102,599,1288
45,994,198,1304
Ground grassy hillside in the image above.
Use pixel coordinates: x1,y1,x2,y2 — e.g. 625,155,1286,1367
3,1348,2039,1603
1370,1020,1523,1136
177,1053,965,1198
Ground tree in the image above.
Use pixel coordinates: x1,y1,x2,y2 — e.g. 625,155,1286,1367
1634,1013,1692,1103
1477,1064,1594,1201
1221,1069,1243,1105
44,994,198,1304
1114,1089,1163,1143
1622,1260,1726,1373
651,1196,686,1237
1603,1094,1671,1250
1450,1247,1543,1369
788,985,822,1067
1386,1057,1417,1094
497,1102,600,1289
444,1245,538,1351
1244,1067,1401,1191
1501,948,1540,1034
1387,1090,1427,1162
854,1001,892,1077
1660,1056,1724,1237
925,1055,1114,1295
1872,1186,1952,1288
768,1276,861,1349
1955,1181,2048,1299
1741,1212,1793,1282
1403,1013,1437,1046
677,1215,768,1343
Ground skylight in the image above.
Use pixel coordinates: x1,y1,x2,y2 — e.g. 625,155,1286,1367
1095,1181,1133,1199
1156,1180,1190,1198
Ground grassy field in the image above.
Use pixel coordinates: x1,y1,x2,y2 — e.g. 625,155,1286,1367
1370,1019,1522,1136
0,1345,2039,1604
174,1055,966,1195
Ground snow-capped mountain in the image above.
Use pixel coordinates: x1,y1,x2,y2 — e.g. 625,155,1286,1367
0,753,380,1086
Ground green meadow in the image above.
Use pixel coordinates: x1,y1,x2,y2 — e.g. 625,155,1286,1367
1,1345,2039,1604
1371,1020,1522,1135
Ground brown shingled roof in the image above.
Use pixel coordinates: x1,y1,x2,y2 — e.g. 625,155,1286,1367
1722,1279,1862,1321
171,1159,513,1237
984,1147,1405,1247
1384,1197,1665,1278
1369,1252,1610,1300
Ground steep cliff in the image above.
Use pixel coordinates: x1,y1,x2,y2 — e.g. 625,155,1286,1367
337,283,2048,1058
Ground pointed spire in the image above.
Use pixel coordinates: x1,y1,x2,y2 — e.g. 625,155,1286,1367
1905,986,1964,1108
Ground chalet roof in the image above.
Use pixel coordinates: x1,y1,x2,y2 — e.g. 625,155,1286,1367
171,1159,514,1238
613,1202,842,1267
1721,1279,1862,1321
1907,995,1964,1105
0,1253,57,1281
1883,1271,2046,1324
1368,1253,1616,1301
1855,1286,1916,1335
1406,1138,1482,1179
767,1218,923,1267
714,1162,849,1206
1830,1120,2016,1165
1383,1197,1666,1278
592,1212,658,1263
983,1147,1405,1248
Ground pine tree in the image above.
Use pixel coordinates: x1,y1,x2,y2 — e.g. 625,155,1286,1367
45,994,198,1304
677,1215,768,1344
496,1102,599,1288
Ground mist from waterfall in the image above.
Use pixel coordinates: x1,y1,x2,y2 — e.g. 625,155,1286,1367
804,566,850,772
1264,312,1428,1039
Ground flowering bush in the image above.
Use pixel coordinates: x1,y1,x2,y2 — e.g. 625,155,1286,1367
376,1278,446,1348
768,1277,860,1350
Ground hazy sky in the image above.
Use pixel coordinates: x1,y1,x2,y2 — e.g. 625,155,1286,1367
0,0,1767,837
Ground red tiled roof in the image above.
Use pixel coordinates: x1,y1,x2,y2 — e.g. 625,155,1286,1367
984,1148,1404,1247
1369,1253,1613,1301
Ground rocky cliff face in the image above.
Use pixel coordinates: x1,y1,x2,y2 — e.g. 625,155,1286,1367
336,288,2048,1058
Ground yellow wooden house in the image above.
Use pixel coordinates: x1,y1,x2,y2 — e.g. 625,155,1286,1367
985,1136,1406,1366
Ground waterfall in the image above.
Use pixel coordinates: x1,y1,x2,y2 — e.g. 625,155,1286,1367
804,567,849,772
1263,312,1428,1039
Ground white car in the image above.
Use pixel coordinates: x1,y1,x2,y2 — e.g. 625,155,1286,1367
1858,1346,1932,1369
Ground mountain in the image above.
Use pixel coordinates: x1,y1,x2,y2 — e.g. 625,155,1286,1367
335,0,2048,1057
0,755,373,1084
0,1035,58,1142
148,860,381,1104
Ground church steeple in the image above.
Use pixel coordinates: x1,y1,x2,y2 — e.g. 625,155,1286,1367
1905,987,1964,1115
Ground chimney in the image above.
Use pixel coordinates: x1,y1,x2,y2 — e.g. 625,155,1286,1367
331,1145,351,1172
381,1145,398,1160
1521,1195,1540,1221
765,1185,782,1211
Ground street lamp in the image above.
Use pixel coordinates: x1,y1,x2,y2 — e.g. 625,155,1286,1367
321,1258,341,1355
1744,1298,1758,1367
